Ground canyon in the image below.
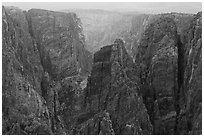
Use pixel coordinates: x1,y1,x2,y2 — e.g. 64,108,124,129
2,6,202,135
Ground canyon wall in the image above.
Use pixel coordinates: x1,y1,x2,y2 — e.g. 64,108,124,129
2,6,202,135
133,12,202,134
73,39,152,135
2,6,92,134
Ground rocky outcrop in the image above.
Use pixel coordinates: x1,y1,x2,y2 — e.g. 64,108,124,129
134,12,202,134
135,16,179,134
2,6,92,135
61,9,135,53
2,5,202,135
2,6,52,135
73,39,152,135
130,13,193,60
26,9,92,79
25,9,92,132
177,12,202,135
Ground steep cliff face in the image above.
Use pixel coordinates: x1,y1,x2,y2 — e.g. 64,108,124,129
2,6,92,135
26,9,92,79
135,16,179,134
73,39,152,135
134,12,202,134
130,13,193,60
177,12,202,134
2,5,202,135
2,6,52,135
61,9,135,53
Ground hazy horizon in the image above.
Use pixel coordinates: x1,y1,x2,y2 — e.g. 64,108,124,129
2,2,202,14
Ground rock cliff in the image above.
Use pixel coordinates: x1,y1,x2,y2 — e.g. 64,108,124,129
2,6,52,134
2,6,92,134
26,9,92,79
134,12,202,134
2,5,202,135
178,12,202,134
73,39,153,135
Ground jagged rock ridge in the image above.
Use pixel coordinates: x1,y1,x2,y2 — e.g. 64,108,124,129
2,5,202,135
73,39,153,135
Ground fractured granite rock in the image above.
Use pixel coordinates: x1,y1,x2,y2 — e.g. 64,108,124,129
2,6,52,135
2,6,92,135
134,12,202,135
74,39,152,135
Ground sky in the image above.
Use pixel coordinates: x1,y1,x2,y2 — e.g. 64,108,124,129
2,2,202,14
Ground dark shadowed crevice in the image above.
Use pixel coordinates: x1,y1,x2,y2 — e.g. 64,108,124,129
174,34,185,134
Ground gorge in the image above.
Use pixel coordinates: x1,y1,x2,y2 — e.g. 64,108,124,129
2,5,202,135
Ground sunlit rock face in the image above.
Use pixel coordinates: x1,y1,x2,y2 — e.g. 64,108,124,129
73,39,152,135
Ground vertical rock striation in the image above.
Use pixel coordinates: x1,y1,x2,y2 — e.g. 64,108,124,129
2,5,202,135
2,6,52,135
26,9,92,79
2,7,92,134
177,12,202,134
134,12,202,134
135,16,179,134
73,39,152,135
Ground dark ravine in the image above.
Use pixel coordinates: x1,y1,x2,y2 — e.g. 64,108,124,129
174,34,184,134
2,5,202,135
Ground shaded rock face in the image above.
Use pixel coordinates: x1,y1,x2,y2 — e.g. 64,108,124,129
2,6,92,135
130,13,193,60
135,16,178,135
62,10,134,53
134,12,202,134
2,5,202,135
2,6,52,135
25,9,92,133
26,9,92,79
177,12,202,135
73,39,153,135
